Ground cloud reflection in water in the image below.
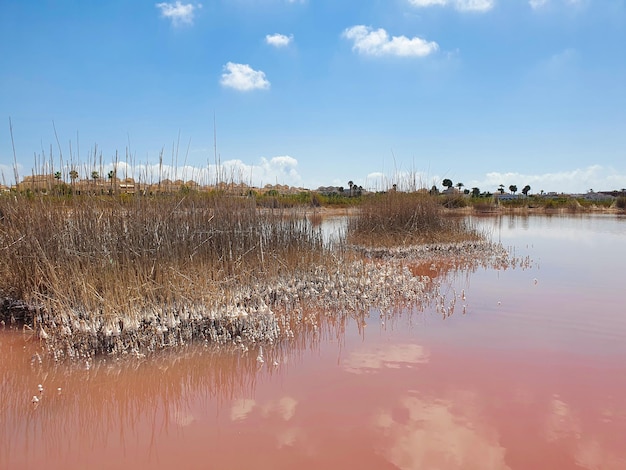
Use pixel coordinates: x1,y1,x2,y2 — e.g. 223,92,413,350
342,344,430,374
374,393,511,470
230,396,298,422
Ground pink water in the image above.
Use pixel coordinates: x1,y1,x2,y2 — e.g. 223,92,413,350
2,214,626,470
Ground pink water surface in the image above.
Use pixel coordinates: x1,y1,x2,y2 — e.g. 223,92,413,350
2,214,625,469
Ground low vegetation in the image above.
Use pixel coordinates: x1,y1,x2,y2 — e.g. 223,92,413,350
489,195,618,212
347,191,480,247
2,187,486,360
0,192,331,357
13,168,620,360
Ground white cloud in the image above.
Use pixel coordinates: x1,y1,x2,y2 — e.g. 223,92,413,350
455,0,494,11
408,0,495,12
523,48,579,85
256,156,302,186
408,0,448,6
220,62,270,91
0,164,14,185
529,0,590,10
215,155,302,187
529,0,549,9
217,155,301,187
480,165,626,194
100,155,301,188
342,25,438,58
155,2,200,27
543,48,579,75
265,33,293,47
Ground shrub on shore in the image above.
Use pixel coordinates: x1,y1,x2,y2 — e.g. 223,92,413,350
346,191,480,247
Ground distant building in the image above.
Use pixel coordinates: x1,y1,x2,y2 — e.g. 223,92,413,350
17,174,57,192
119,178,136,194
495,193,525,201
582,191,615,202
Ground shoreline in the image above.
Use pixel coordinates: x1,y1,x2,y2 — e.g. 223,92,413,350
2,200,619,361
1,238,513,361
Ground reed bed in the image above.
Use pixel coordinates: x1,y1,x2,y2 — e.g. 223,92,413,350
0,191,447,359
346,191,481,247
0,192,332,357
0,183,511,360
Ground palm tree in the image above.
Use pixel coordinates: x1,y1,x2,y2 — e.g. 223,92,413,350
456,182,464,192
509,185,517,194
108,169,116,194
348,180,354,197
52,171,62,196
69,169,78,192
498,184,505,194
522,185,531,196
91,171,99,192
442,178,453,190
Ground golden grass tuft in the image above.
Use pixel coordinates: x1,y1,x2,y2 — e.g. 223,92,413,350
346,191,481,247
0,188,499,360
0,192,328,357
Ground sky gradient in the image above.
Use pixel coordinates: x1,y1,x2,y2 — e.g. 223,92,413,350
1,0,625,193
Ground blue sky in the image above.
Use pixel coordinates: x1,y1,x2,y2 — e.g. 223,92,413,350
1,0,625,193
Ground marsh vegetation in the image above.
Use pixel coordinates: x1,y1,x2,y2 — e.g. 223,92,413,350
347,190,481,247
1,185,508,360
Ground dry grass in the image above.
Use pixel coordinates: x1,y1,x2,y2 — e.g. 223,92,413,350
0,192,328,357
0,188,497,360
346,191,481,247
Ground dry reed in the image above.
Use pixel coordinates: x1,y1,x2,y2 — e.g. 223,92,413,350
346,191,481,247
0,192,329,358
0,184,507,360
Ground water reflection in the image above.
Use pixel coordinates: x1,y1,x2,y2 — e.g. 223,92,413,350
473,213,626,241
342,343,430,374
2,214,626,469
374,392,510,470
0,329,312,469
231,396,298,422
